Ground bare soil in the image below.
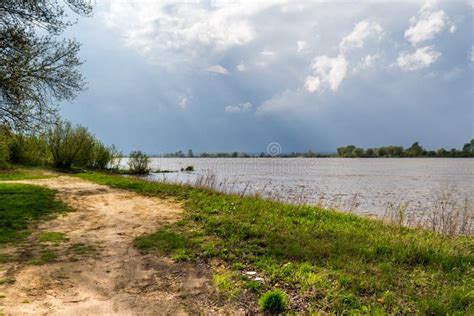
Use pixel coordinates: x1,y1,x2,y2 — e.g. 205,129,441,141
0,176,243,315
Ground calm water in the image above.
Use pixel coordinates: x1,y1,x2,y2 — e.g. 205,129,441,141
123,158,474,217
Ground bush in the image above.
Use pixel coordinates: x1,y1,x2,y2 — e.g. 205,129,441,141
8,135,50,166
128,150,150,174
89,142,121,170
259,289,288,313
46,120,95,168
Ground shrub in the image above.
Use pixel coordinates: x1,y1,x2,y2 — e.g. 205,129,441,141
8,135,50,166
89,142,121,170
259,289,288,313
128,150,150,174
46,120,95,168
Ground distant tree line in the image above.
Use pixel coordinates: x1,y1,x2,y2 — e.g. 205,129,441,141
336,140,474,158
160,140,474,159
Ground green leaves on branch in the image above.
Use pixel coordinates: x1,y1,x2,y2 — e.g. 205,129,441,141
0,1,93,131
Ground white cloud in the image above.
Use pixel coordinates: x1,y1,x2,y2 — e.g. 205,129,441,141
101,1,286,65
449,24,456,33
470,46,474,62
178,96,188,109
207,65,229,75
261,49,276,57
225,102,252,113
297,40,307,52
353,54,380,72
340,20,383,50
404,1,453,46
397,46,441,71
304,76,320,92
305,54,348,92
236,63,246,71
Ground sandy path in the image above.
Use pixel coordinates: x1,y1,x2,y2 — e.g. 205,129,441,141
0,176,237,315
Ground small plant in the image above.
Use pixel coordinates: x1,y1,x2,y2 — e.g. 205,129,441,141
38,231,68,245
171,248,191,261
259,289,288,313
69,243,96,255
185,165,194,171
246,280,262,293
31,249,57,265
213,271,240,299
128,150,150,174
232,262,246,270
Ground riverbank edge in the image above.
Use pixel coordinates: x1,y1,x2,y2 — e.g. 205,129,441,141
73,170,473,314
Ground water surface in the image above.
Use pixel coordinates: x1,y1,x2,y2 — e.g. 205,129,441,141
123,158,474,218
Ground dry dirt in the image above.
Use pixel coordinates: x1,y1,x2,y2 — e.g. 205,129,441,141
0,176,242,315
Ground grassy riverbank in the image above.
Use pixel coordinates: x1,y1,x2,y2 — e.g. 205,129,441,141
75,171,473,314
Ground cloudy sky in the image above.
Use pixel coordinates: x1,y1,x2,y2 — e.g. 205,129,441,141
61,0,473,154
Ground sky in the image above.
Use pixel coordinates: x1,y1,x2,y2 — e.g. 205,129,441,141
61,0,474,154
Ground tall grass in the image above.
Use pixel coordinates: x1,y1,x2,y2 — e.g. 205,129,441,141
151,172,473,236
383,185,473,236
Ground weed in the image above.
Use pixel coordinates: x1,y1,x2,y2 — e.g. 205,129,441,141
0,277,15,285
38,232,68,245
232,262,246,270
213,271,240,299
246,280,263,293
259,289,288,313
31,250,57,265
69,243,96,255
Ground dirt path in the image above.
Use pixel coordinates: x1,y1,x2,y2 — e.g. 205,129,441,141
0,176,239,315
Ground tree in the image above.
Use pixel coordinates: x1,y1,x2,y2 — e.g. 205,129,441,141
128,151,150,174
0,1,93,130
46,120,95,168
437,148,448,157
377,147,387,157
406,142,424,157
187,149,194,158
337,145,356,157
462,139,473,156
352,147,364,157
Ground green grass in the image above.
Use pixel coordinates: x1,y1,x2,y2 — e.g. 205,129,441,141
69,243,96,256
37,232,68,245
30,249,57,265
0,167,54,181
0,184,69,244
213,271,241,299
75,171,474,314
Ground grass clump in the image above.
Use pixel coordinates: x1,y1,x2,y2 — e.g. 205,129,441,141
75,172,474,314
0,184,69,244
213,271,240,299
0,277,15,285
37,232,68,245
31,249,57,265
69,243,95,255
259,289,288,313
134,229,193,261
